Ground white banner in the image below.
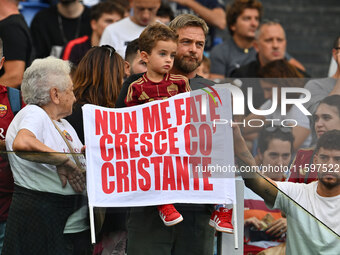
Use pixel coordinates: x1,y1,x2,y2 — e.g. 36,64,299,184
83,85,236,207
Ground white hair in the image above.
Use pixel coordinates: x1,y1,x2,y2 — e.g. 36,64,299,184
21,57,71,106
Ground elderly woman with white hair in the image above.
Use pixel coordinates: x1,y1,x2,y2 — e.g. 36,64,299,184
2,57,91,255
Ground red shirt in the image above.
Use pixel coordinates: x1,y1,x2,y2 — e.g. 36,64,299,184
125,73,191,106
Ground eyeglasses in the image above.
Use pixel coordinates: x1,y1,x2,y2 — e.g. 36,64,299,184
101,45,116,57
334,47,340,50
264,125,292,133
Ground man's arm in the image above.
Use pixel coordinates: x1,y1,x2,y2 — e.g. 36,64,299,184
233,125,278,207
169,0,226,29
0,60,25,88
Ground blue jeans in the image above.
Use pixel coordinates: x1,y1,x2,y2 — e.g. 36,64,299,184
0,221,6,254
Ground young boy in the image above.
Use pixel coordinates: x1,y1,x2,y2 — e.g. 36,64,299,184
125,23,233,233
125,23,190,226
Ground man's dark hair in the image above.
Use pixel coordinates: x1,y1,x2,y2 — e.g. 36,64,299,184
90,2,125,21
226,0,263,36
317,95,340,118
257,126,294,154
125,38,139,63
315,130,340,153
332,36,340,49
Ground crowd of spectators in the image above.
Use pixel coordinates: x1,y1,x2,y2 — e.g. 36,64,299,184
0,0,339,254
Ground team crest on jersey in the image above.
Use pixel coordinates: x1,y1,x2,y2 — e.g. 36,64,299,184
63,130,73,142
167,83,179,96
0,104,7,118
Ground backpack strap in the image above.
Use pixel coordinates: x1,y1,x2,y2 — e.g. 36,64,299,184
7,87,22,115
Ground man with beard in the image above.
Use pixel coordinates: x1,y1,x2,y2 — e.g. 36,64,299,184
234,128,340,254
30,0,91,58
115,14,214,108
116,14,217,255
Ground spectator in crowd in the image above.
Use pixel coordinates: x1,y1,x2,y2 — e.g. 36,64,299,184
124,38,147,77
231,21,308,114
0,0,33,88
100,0,161,57
196,55,211,79
62,1,125,66
116,14,217,255
156,1,175,24
166,0,226,51
242,59,311,152
210,0,305,80
289,95,340,184
244,126,292,254
67,45,125,143
0,37,25,254
31,0,92,59
235,127,340,254
3,57,90,254
210,0,262,79
66,45,126,255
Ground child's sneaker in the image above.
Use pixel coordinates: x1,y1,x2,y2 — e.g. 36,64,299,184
209,208,234,233
157,204,183,226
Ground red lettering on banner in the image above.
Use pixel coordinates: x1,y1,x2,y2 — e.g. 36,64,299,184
160,101,171,129
199,124,212,156
190,97,199,122
154,131,167,155
115,134,128,160
189,157,201,190
124,111,137,133
101,162,115,194
138,158,151,191
150,157,162,190
202,157,213,190
140,133,153,156
168,127,179,154
143,105,161,132
95,109,108,135
100,135,113,161
116,161,129,193
174,98,185,125
176,156,189,190
129,133,140,158
163,156,176,190
184,124,197,155
130,160,137,191
109,112,123,134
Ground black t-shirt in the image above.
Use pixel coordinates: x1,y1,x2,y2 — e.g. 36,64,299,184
0,14,33,78
30,5,91,58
